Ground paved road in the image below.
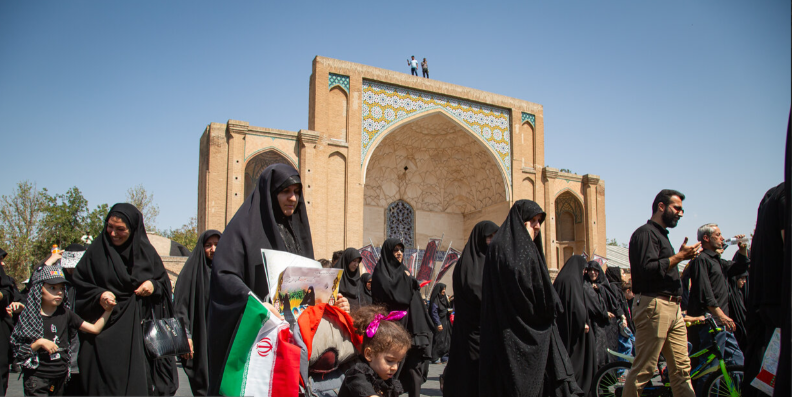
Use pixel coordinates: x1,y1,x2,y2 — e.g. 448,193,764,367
7,361,446,396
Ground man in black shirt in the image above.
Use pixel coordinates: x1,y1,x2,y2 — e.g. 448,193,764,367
623,189,700,397
688,224,748,369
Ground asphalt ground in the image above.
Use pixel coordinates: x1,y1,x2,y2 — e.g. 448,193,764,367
6,361,446,396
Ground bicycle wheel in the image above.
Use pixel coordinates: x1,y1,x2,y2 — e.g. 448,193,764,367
592,362,633,397
702,365,744,397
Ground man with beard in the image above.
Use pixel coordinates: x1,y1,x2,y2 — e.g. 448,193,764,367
623,189,700,397
687,224,748,369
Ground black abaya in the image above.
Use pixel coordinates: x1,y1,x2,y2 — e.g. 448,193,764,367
0,248,18,396
371,238,434,397
554,255,597,393
173,229,221,396
72,203,178,396
335,248,363,309
744,182,786,397
358,273,373,307
443,220,498,397
430,283,451,362
584,262,613,369
479,200,582,397
207,164,313,395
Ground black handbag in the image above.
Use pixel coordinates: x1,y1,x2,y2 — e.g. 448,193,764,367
142,306,190,359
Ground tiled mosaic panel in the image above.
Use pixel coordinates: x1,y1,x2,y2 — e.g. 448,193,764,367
521,112,536,128
329,73,350,93
361,80,511,176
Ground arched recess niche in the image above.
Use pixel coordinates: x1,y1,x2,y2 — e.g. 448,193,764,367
328,87,349,141
362,111,510,248
554,190,585,265
244,149,296,198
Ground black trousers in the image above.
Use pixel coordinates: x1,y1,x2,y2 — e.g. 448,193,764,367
23,374,66,397
422,69,429,78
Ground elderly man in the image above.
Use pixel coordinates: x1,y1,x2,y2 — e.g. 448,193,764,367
687,224,749,369
623,189,700,397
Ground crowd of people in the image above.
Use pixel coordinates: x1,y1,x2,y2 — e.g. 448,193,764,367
0,160,786,396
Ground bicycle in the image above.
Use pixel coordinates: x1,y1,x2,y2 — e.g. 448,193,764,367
591,313,743,397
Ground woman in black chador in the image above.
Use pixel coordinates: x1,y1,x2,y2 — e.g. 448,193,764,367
479,200,582,397
359,273,374,307
371,238,435,397
300,286,316,306
443,220,498,397
173,229,221,396
72,203,178,395
554,255,597,393
207,163,317,395
583,261,613,369
604,266,633,351
335,247,363,309
429,283,452,363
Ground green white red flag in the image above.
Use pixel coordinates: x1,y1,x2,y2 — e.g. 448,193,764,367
219,293,301,397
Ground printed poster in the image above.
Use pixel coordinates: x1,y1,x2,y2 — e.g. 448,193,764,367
273,266,343,323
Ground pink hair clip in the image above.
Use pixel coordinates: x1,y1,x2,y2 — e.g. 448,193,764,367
365,311,407,338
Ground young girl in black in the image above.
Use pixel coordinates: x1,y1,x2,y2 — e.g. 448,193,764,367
340,305,411,397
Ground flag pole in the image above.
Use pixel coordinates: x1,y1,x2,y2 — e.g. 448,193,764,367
429,241,452,295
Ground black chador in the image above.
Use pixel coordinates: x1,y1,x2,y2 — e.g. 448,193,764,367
371,238,434,397
358,273,374,307
443,220,498,397
554,255,597,393
335,247,363,310
207,164,313,396
583,261,613,369
429,283,452,362
72,203,178,396
173,229,221,396
479,200,582,397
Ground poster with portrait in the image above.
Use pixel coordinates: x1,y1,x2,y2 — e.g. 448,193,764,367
272,266,343,323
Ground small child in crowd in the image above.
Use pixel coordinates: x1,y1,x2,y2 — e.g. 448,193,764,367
9,265,115,396
339,305,411,397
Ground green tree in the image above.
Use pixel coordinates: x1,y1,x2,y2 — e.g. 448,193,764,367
34,187,109,259
0,181,45,282
126,184,159,232
607,238,627,248
162,217,198,250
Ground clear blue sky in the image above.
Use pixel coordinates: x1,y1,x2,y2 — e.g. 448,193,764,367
1,1,789,251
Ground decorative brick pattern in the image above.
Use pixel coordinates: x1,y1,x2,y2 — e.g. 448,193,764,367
362,80,511,176
328,73,350,93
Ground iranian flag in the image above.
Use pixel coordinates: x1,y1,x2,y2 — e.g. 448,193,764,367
219,293,301,397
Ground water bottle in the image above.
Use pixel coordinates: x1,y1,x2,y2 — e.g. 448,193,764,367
724,237,750,245
51,244,61,254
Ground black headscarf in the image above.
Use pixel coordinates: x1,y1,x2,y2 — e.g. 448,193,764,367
479,200,581,397
72,203,177,396
335,248,363,304
444,220,498,397
359,273,373,307
429,283,448,311
173,229,221,396
299,286,316,306
553,255,597,392
207,163,313,395
371,238,434,348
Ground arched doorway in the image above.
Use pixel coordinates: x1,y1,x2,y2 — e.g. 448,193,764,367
244,150,295,198
363,112,510,248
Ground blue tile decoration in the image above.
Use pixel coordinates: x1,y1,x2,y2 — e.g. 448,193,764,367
361,80,512,176
328,73,350,93
521,112,535,128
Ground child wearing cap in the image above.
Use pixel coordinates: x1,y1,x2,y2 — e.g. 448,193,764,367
9,265,115,396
